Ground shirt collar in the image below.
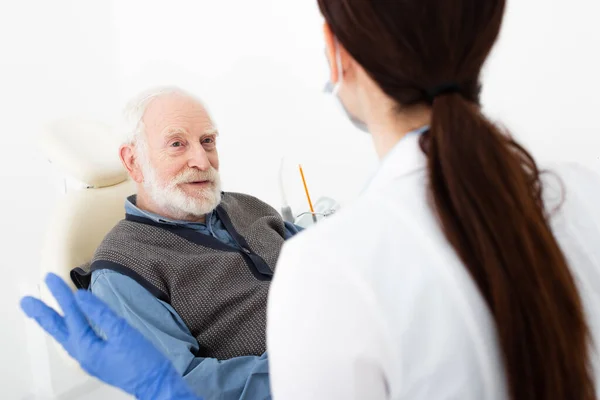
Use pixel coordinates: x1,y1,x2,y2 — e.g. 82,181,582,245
125,195,213,226
363,126,429,193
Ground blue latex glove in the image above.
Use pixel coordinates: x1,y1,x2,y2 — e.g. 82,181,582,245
20,273,201,400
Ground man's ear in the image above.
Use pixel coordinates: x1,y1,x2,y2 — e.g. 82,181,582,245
119,144,144,183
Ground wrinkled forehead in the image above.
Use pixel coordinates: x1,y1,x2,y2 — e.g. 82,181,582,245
142,93,216,140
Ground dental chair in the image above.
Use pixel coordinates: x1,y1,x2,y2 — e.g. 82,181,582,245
24,119,135,398
38,119,135,356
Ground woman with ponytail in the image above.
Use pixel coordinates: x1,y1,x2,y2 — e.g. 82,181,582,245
20,1,600,399
267,1,600,399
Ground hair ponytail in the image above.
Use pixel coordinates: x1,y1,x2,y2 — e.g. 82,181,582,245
423,93,595,400
318,0,596,396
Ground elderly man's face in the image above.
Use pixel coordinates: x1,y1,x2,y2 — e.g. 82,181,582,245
135,93,222,220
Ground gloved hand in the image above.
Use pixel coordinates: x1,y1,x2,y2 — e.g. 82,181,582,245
20,273,201,400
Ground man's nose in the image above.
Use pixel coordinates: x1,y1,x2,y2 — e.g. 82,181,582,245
187,147,211,171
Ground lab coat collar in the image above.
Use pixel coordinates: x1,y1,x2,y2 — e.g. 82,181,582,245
363,126,429,194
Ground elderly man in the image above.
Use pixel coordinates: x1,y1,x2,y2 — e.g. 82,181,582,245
70,87,301,399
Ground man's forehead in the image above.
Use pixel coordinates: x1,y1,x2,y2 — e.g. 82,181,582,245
143,94,216,136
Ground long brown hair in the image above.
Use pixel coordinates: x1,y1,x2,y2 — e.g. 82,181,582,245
317,1,595,399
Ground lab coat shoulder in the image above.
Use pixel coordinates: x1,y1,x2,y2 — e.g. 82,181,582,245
272,168,466,343
279,169,435,281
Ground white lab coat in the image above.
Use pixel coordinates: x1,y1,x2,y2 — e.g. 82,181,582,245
267,132,600,400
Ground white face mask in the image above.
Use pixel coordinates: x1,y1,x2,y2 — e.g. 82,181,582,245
324,40,369,133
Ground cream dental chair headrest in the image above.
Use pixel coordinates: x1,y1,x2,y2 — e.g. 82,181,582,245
39,119,135,311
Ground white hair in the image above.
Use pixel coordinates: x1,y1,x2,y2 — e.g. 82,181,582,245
120,85,212,146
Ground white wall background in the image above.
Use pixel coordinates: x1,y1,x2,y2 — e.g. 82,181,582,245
483,1,600,168
0,1,126,399
0,0,598,398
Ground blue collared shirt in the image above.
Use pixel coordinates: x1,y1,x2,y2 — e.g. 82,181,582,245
90,197,302,400
124,195,301,245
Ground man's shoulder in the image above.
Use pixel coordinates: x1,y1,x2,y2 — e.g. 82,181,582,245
89,269,181,326
91,269,150,293
221,192,280,215
90,268,131,288
98,217,167,245
88,261,170,302
100,217,137,237
90,219,144,257
223,191,268,204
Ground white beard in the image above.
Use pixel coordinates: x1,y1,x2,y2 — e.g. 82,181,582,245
141,163,222,220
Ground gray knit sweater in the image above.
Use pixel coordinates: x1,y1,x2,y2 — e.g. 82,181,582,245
71,192,286,359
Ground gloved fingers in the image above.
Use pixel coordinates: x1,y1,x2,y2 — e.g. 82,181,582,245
20,296,69,343
72,322,106,358
45,273,91,335
75,289,130,342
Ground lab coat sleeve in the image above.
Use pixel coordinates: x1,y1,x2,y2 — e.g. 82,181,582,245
91,270,271,400
267,242,391,400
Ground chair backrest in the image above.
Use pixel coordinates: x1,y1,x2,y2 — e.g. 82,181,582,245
40,181,135,292
38,119,136,310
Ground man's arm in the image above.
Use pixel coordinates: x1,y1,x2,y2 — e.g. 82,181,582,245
91,270,271,400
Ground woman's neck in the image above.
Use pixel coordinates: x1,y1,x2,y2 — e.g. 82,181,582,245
367,103,432,159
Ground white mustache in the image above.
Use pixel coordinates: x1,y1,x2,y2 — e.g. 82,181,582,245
171,168,218,186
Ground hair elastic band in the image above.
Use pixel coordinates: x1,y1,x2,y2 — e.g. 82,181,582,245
425,83,462,104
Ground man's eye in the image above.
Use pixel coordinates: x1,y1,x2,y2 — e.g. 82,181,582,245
202,138,215,144
171,141,183,148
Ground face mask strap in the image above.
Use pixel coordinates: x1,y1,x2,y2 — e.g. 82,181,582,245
323,39,370,134
332,39,343,95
